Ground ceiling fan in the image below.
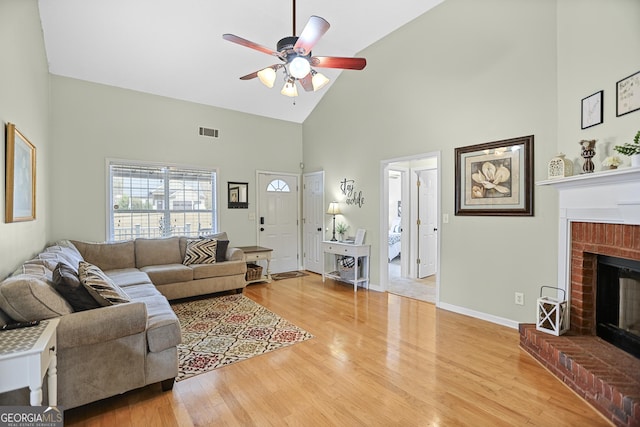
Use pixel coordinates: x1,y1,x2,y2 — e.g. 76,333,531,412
222,0,367,97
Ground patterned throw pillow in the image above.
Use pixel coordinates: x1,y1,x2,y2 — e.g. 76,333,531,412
183,238,218,265
78,261,130,306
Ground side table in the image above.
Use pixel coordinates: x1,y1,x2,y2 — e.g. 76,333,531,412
0,318,59,406
237,246,273,284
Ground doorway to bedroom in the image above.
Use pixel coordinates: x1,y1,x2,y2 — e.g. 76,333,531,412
382,152,440,304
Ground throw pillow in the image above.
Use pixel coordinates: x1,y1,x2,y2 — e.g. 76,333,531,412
183,238,217,265
78,261,130,307
215,239,229,263
52,262,100,311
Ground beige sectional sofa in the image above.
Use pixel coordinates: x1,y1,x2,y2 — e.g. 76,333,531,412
0,233,247,409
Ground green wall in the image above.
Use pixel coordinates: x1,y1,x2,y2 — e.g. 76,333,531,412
0,0,50,278
48,76,303,245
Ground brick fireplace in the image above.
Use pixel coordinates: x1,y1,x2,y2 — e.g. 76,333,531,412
520,168,640,426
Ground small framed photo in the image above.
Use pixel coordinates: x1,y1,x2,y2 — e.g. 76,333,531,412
354,229,366,245
581,90,603,129
455,135,534,216
5,123,36,222
616,70,640,117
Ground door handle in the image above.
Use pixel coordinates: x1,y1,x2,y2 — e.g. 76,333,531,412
434,228,438,231
317,228,322,232
260,227,265,231
260,217,265,225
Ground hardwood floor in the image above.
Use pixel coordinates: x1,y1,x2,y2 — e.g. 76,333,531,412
65,273,611,426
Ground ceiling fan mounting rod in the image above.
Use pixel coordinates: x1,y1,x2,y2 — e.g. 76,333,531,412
292,0,296,36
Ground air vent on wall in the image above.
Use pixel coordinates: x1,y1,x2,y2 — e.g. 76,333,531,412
199,127,219,138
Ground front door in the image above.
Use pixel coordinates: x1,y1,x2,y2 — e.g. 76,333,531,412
303,171,324,274
257,172,299,274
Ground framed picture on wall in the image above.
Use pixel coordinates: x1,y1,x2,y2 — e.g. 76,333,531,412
5,123,36,222
454,135,534,216
616,70,640,117
581,90,603,129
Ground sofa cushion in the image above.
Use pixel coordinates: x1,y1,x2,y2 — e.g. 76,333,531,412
0,274,73,322
105,268,152,288
52,262,100,311
78,261,130,306
138,295,181,353
190,260,247,280
71,240,136,271
183,238,217,265
140,264,193,286
135,237,182,268
119,283,163,299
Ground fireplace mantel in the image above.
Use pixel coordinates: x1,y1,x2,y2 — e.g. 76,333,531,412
537,166,640,297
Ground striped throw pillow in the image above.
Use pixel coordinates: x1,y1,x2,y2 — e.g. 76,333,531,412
78,261,130,306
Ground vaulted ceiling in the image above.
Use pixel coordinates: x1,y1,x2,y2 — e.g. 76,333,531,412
38,0,444,123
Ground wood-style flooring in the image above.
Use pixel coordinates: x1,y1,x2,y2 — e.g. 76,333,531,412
65,273,611,426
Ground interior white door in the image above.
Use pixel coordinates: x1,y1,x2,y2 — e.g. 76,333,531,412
258,173,299,274
417,169,437,278
303,171,324,274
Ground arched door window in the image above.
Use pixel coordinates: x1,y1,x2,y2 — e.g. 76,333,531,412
267,179,290,192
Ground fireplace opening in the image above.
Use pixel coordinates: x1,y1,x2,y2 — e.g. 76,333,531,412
596,255,640,358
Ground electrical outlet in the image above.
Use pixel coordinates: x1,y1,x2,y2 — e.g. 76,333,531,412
515,292,524,306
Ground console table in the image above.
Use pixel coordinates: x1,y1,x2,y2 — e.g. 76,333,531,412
322,241,370,291
237,246,273,284
0,318,59,406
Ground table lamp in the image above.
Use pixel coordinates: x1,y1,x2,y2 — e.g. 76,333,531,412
326,202,341,241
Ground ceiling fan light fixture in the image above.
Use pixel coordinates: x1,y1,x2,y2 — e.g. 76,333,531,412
289,56,311,79
281,79,298,97
257,67,277,88
311,70,330,91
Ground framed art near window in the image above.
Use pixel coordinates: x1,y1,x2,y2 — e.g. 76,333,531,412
616,70,640,117
581,90,603,129
5,123,36,222
455,135,534,216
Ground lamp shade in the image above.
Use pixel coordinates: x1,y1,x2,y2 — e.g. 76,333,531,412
257,67,277,88
312,71,330,91
327,202,341,215
281,79,298,97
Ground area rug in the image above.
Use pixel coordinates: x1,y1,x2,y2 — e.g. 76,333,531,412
271,271,309,280
171,294,313,382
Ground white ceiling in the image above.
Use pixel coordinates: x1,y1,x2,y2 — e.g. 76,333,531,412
38,0,444,123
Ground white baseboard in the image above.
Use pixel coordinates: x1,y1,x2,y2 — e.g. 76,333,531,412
436,301,519,330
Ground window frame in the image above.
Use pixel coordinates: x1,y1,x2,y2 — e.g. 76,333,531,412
106,158,219,242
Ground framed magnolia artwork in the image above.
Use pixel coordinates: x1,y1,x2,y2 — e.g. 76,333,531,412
455,135,534,216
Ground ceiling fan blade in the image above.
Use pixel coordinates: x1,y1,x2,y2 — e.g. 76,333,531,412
294,16,330,56
298,74,314,91
239,71,259,80
311,56,367,70
223,34,281,57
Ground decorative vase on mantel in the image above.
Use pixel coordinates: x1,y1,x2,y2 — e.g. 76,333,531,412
579,139,596,174
547,153,573,179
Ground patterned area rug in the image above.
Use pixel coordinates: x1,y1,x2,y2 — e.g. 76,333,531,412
271,271,309,280
171,294,313,382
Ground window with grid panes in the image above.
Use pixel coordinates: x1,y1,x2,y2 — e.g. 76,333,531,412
108,161,217,241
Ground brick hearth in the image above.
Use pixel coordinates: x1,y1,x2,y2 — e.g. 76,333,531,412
520,222,640,426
